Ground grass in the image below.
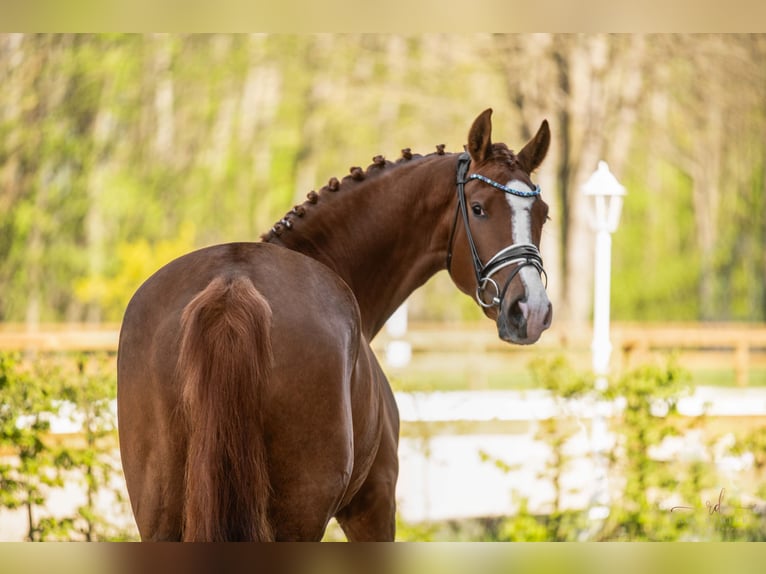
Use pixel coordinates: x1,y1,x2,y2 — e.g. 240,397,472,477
386,350,766,393
688,368,766,387
388,369,535,393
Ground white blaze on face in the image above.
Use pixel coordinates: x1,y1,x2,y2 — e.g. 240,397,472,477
505,180,550,337
505,181,534,245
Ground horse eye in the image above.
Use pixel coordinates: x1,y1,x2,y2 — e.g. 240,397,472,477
471,203,485,217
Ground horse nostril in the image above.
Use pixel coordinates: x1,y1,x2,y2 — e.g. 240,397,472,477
510,299,528,339
511,298,551,330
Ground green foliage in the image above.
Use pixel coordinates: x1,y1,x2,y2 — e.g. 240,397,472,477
0,353,68,540
613,161,701,321
442,356,766,542
74,222,197,321
530,354,592,399
597,361,696,540
55,353,134,541
491,356,594,541
730,426,766,474
1,35,765,323
2,349,763,541
495,499,551,541
0,351,137,541
394,514,441,542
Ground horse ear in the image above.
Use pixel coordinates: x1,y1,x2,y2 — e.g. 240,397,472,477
517,119,550,173
467,108,493,163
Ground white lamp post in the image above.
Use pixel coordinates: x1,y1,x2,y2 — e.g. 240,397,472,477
582,160,625,527
583,160,626,390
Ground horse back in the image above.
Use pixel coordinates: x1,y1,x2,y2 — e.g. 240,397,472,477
118,240,363,395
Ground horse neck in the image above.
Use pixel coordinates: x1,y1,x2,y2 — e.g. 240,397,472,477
263,153,458,339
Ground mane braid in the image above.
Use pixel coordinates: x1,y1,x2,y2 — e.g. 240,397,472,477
490,143,518,166
260,145,449,241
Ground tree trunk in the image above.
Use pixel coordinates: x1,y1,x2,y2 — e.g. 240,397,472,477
239,34,280,237
152,34,175,161
496,34,647,324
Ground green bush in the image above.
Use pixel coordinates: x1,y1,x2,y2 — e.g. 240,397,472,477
0,351,136,541
447,356,766,541
2,350,763,541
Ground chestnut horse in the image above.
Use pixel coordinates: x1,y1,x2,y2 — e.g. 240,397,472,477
117,109,551,541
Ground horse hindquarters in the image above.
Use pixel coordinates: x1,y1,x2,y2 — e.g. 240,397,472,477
119,242,374,541
178,274,274,541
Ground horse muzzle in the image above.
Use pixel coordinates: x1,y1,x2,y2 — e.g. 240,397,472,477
496,277,552,345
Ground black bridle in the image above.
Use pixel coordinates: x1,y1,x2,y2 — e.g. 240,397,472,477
446,152,547,309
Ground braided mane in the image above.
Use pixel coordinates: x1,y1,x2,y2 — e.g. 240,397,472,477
260,144,450,241
484,142,519,167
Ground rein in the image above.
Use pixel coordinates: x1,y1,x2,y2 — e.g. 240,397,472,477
447,153,547,309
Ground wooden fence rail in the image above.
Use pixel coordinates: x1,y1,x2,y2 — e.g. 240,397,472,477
1,322,765,385
613,323,766,387
0,324,120,352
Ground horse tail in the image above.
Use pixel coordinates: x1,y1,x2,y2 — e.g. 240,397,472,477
177,274,274,541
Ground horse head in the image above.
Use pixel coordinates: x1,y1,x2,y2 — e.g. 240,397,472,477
448,109,552,344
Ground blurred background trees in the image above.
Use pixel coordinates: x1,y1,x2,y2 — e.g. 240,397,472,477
1,34,764,326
